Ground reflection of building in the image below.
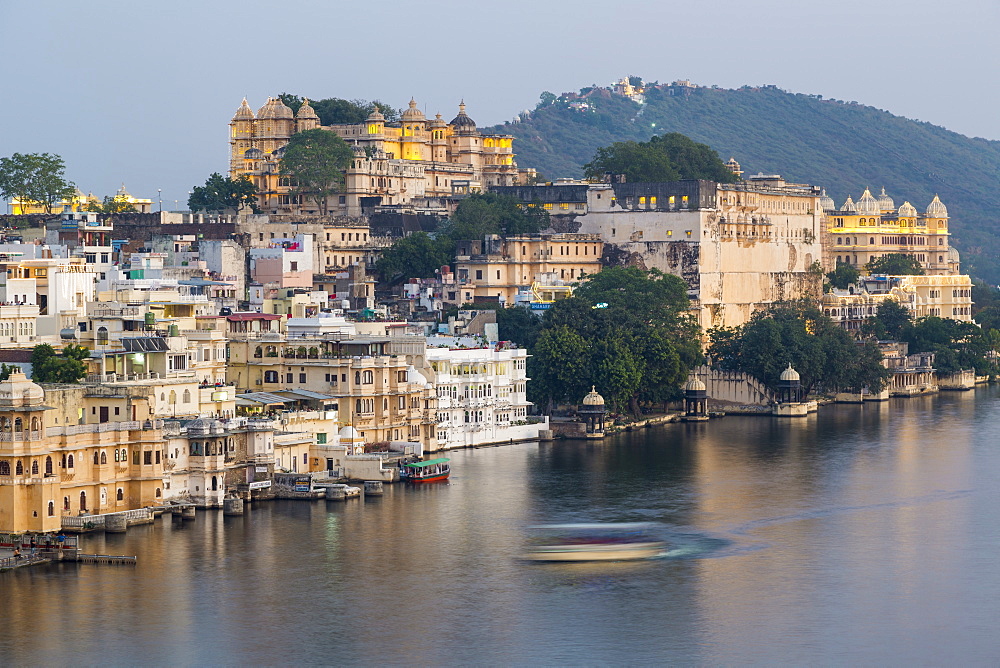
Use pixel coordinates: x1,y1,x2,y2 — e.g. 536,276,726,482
823,188,958,275
230,98,529,216
823,274,973,330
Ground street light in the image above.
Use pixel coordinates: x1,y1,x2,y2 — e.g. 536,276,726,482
157,189,162,212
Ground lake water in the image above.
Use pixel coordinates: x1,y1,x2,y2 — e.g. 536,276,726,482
2,388,999,665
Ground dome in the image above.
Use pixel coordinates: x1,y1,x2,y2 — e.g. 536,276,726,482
449,101,477,129
779,364,800,382
401,98,426,122
926,194,948,218
581,386,606,406
257,97,276,118
819,189,835,211
232,98,254,121
841,196,857,213
244,148,264,160
296,98,319,119
406,365,431,389
273,98,293,120
0,371,44,407
365,106,385,122
429,112,446,127
898,201,917,218
856,188,881,215
877,187,895,211
685,377,706,392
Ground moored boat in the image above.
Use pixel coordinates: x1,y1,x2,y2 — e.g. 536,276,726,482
523,523,665,562
400,457,451,483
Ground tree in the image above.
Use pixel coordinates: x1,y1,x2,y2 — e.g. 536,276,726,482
708,301,889,395
278,129,354,215
444,193,549,240
375,233,454,284
30,344,88,384
0,363,16,381
826,262,859,290
874,300,912,339
530,325,591,413
583,133,738,183
0,152,76,213
278,93,400,124
188,173,258,213
495,307,542,350
865,253,924,275
86,194,137,214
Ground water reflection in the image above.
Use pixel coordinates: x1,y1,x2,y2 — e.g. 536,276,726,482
1,388,998,664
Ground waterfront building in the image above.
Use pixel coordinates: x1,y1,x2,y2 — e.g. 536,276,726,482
823,274,974,330
822,188,959,275
494,174,824,331
0,373,167,532
229,97,530,216
453,234,603,306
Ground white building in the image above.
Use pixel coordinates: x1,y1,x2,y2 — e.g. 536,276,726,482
425,343,546,449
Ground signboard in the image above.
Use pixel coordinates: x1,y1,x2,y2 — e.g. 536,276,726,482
211,391,229,402
255,466,268,473
248,480,271,490
293,476,311,493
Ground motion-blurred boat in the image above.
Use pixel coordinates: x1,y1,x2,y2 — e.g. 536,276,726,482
523,523,665,562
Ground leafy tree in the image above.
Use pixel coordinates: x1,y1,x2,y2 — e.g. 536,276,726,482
86,194,137,214
583,133,738,183
495,307,542,350
278,93,400,124
537,92,557,109
188,173,258,213
900,316,994,375
0,363,16,381
530,325,591,412
0,152,76,213
873,299,912,340
30,344,89,383
708,301,889,395
375,232,454,284
444,193,549,240
826,262,859,290
865,253,924,275
278,129,354,215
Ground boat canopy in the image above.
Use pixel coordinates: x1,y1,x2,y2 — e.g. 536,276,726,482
405,458,451,468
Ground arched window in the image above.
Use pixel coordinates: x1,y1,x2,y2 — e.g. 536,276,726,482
155,488,161,498
254,346,263,358
100,452,107,465
94,451,100,465
48,501,54,516
182,389,191,404
80,491,87,511
363,370,373,384
16,460,23,475
0,461,9,475
97,326,109,344
120,448,126,462
169,390,177,405
14,417,22,432
30,417,38,432
116,488,123,501
354,371,361,385
355,399,362,413
67,454,74,468
212,476,218,491
31,460,38,475
45,456,52,476
63,496,70,511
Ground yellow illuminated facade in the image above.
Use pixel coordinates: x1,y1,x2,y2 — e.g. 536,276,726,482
229,97,527,216
824,188,958,275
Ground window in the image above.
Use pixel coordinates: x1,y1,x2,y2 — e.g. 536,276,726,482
317,433,327,444
117,488,124,501
286,373,293,383
144,451,152,465
299,373,306,383
290,261,298,271
476,270,483,280
0,461,8,475
264,371,278,383
48,501,54,516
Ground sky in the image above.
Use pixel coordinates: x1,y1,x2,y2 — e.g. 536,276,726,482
1,0,997,210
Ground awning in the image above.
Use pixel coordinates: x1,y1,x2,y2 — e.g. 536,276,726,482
274,389,336,401
236,392,293,405
405,458,450,468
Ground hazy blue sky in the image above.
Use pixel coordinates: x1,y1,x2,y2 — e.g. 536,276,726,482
1,0,996,210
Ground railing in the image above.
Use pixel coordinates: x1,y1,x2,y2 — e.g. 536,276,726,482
61,507,153,530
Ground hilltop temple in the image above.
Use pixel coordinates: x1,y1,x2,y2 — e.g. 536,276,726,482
229,97,532,216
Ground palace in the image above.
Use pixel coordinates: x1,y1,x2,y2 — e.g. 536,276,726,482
229,97,532,217
822,188,958,275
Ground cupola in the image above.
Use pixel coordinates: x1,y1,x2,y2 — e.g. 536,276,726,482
926,195,948,218
877,187,895,212
856,188,881,215
819,189,835,211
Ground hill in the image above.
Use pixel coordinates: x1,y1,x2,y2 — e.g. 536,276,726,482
485,83,1000,282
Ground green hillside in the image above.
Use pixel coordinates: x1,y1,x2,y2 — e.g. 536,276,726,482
485,84,1000,282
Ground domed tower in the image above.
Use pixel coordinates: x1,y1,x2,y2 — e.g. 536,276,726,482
578,386,607,437
296,98,320,133
0,371,57,531
877,187,895,213
841,195,857,213
683,376,708,420
897,201,917,226
400,98,429,161
925,195,951,274
777,364,802,404
856,187,881,218
449,101,483,172
230,98,256,176
365,106,385,137
725,157,743,179
429,113,448,163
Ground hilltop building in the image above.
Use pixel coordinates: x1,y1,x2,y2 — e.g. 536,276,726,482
229,97,532,216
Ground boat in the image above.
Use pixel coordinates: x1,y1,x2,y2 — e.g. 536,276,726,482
399,457,450,483
522,523,666,562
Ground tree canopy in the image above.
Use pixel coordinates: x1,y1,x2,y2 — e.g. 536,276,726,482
529,267,701,416
278,93,400,124
374,232,454,285
708,301,889,395
865,253,925,276
188,173,258,213
0,152,76,213
31,344,89,384
278,129,354,215
86,194,137,214
826,262,859,290
583,133,738,183
444,193,549,240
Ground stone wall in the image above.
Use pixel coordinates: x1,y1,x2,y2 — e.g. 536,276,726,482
691,365,774,405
